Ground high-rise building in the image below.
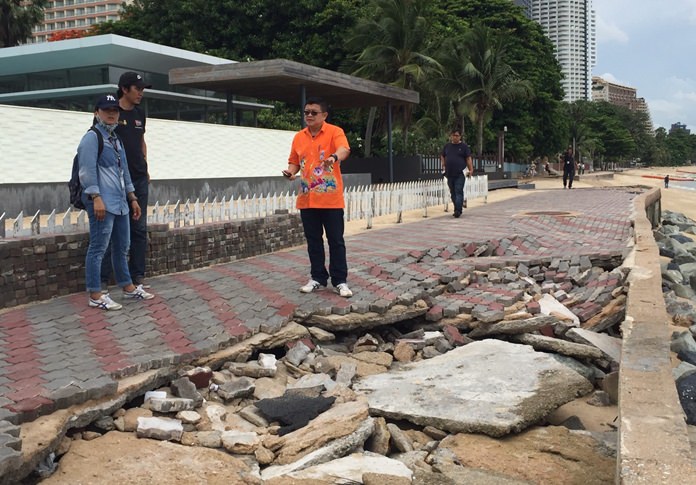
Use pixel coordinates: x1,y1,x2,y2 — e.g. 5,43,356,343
592,76,653,131
513,1,532,18
30,0,131,44
530,0,596,102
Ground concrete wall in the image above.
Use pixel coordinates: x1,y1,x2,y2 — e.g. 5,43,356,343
0,104,376,215
618,187,695,482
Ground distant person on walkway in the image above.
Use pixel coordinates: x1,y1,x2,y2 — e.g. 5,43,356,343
102,71,153,291
79,95,154,310
664,174,670,188
562,146,577,189
440,129,473,218
282,97,353,298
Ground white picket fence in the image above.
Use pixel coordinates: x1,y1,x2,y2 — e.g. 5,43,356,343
0,176,488,239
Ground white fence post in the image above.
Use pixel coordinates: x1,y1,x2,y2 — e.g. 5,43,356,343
1,177,490,238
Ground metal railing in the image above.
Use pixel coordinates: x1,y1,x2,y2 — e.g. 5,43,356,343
0,176,488,239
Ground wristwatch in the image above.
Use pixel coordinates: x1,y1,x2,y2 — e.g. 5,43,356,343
89,194,101,200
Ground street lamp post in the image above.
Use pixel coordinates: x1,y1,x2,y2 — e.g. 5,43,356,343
498,126,507,178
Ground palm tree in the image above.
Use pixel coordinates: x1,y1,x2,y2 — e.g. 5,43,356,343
346,0,441,151
431,37,476,136
0,0,47,47
460,24,532,157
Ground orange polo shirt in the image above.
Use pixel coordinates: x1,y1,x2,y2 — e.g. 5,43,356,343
288,122,350,209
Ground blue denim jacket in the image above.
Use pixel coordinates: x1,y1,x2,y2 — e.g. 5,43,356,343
78,125,135,216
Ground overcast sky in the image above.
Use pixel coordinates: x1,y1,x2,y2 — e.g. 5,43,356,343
593,0,696,130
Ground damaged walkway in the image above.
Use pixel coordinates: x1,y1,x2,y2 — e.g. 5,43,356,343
2,186,683,482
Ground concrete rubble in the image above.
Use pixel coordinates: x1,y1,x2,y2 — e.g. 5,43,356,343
20,249,633,484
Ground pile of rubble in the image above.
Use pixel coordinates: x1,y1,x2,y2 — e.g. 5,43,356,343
42,258,627,483
656,210,696,425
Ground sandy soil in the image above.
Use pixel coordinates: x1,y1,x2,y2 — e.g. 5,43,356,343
29,168,694,483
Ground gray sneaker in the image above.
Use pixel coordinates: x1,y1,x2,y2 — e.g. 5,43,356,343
123,284,154,300
89,294,122,311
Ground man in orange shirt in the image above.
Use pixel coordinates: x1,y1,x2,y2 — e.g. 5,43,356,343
283,97,352,297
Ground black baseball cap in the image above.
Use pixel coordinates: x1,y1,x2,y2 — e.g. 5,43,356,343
95,94,119,110
118,71,152,89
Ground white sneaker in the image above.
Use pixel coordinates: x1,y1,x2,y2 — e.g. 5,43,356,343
300,280,323,293
123,284,155,300
335,283,353,298
89,294,122,311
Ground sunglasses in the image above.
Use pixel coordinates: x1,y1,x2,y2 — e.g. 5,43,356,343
303,110,324,116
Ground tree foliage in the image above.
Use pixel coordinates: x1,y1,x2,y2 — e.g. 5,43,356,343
85,0,672,166
457,24,532,157
94,0,365,71
0,0,47,47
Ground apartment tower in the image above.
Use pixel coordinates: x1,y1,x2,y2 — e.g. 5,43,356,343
530,0,596,102
30,0,131,43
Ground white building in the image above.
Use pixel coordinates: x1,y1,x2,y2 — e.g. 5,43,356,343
530,0,596,102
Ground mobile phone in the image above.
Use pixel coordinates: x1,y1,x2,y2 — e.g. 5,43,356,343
282,170,292,178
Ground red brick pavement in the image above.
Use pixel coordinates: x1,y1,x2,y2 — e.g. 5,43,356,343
0,188,640,425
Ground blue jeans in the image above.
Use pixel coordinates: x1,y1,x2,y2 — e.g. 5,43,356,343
447,174,465,213
84,198,133,292
102,176,149,283
300,208,348,287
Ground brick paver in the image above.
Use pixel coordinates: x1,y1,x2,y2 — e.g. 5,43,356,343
0,188,639,429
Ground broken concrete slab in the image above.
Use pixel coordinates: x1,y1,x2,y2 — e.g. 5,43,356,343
538,293,580,325
263,451,411,484
566,327,622,363
354,340,592,437
509,333,605,362
468,315,558,338
263,400,370,466
136,417,183,442
306,303,428,332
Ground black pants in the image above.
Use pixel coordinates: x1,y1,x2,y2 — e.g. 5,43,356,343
563,167,575,188
300,208,347,287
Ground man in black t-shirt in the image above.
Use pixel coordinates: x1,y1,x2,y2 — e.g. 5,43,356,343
101,72,153,290
440,129,473,218
562,146,577,189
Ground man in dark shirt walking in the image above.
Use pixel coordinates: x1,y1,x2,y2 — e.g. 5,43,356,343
440,129,473,218
102,71,153,290
562,146,577,189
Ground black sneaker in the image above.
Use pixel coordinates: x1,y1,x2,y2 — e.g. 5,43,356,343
453,211,461,218
134,277,151,289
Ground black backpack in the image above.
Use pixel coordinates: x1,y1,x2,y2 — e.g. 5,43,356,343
69,126,104,210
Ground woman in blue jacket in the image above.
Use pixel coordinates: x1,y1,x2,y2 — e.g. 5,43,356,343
78,94,154,310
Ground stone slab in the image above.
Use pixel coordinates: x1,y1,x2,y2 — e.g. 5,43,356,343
353,340,593,437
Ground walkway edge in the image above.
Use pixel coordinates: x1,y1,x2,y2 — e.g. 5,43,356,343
619,187,694,482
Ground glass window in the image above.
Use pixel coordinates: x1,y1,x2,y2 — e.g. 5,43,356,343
27,70,69,91
0,75,27,94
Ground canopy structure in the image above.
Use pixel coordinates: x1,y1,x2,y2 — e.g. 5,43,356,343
169,59,420,181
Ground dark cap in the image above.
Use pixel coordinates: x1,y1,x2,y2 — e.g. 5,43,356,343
118,71,152,89
95,94,119,110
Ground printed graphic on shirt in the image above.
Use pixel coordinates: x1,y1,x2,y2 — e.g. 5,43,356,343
299,158,338,194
